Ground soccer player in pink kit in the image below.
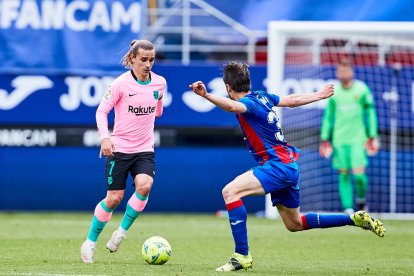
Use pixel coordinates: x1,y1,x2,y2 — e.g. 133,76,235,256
81,40,166,263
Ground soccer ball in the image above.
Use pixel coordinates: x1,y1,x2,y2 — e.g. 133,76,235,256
142,236,171,265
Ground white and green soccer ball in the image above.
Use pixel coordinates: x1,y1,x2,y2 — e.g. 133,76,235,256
142,236,171,265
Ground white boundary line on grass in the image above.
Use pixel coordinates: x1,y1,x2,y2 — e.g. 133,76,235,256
370,213,414,220
38,220,90,225
0,273,106,276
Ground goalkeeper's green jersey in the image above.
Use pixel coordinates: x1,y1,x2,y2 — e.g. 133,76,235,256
320,80,378,146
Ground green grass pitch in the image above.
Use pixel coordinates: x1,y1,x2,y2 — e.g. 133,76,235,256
1,212,413,275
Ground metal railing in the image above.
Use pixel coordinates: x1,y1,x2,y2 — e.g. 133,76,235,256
141,0,267,64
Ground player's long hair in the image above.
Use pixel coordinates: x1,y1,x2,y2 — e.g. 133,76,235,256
221,61,251,92
121,40,155,69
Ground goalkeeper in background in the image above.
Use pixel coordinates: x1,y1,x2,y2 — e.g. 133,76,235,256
320,60,379,214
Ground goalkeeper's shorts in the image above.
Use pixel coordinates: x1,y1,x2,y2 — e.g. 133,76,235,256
253,160,300,209
333,144,368,170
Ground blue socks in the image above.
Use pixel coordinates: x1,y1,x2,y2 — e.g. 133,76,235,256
301,213,354,229
226,199,248,256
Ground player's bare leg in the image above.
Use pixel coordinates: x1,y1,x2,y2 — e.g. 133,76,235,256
276,205,304,231
216,171,264,271
107,174,153,253
81,190,124,263
276,204,385,237
222,170,266,204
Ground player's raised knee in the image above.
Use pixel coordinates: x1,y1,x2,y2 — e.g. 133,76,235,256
222,185,236,202
136,180,153,197
136,185,151,197
105,191,124,209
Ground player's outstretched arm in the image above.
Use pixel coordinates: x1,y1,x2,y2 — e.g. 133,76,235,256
189,81,247,113
278,84,334,108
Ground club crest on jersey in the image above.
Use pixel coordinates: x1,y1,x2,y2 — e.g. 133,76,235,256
153,90,159,100
104,87,112,100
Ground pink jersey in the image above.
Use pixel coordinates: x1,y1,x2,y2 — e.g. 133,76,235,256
96,70,166,153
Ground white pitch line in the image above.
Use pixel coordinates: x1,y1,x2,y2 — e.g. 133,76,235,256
5,220,91,226
370,212,414,220
0,273,106,276
38,220,90,226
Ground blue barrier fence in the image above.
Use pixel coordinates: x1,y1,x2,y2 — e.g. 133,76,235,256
2,146,413,213
0,146,263,213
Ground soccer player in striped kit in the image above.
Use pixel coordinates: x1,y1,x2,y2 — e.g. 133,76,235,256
81,40,166,263
189,61,385,272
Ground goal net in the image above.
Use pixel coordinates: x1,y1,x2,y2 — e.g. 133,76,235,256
266,22,414,218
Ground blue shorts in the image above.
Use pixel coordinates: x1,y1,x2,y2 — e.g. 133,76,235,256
253,160,300,208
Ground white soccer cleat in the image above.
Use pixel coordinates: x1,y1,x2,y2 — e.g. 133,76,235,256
81,240,96,263
106,229,127,253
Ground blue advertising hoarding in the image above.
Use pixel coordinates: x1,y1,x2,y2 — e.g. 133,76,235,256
0,65,413,130
0,0,141,74
0,65,267,126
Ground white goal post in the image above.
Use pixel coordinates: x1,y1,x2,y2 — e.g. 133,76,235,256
266,21,414,219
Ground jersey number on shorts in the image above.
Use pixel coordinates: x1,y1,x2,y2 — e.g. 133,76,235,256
108,160,115,185
109,161,115,175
